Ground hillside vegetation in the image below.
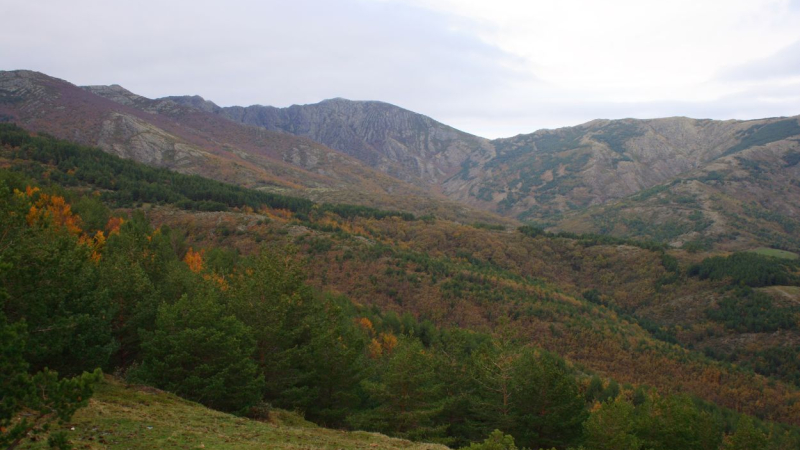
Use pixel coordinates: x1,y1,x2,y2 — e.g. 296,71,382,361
4,125,800,450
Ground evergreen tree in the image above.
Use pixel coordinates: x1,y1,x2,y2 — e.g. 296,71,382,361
509,349,587,449
1,264,101,449
134,286,264,413
583,397,642,450
227,246,316,403
288,299,367,427
99,215,184,367
460,429,518,450
584,375,604,403
724,416,768,450
350,337,446,442
0,184,115,376
435,329,495,447
635,394,722,450
471,328,520,437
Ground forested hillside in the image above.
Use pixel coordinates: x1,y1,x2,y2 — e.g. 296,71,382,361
3,124,800,449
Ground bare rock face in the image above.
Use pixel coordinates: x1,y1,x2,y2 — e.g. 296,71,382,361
83,85,147,108
0,70,64,121
97,113,207,171
164,90,800,240
3,71,488,222
170,97,495,184
162,95,221,114
83,85,200,116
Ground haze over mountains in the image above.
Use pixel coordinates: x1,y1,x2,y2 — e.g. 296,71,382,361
3,69,800,251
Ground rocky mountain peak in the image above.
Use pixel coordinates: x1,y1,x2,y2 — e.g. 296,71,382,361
83,84,146,107
161,95,220,114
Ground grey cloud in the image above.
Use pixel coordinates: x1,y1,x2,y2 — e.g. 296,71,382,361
0,0,523,114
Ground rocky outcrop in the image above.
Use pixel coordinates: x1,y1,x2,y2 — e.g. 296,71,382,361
96,112,208,171
2,70,505,224
169,97,495,184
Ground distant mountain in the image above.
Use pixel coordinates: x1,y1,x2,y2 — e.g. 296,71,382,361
165,95,495,185
190,95,799,250
6,74,800,433
556,127,800,250
5,70,800,250
459,116,800,249
0,70,509,223
165,93,800,233
451,117,795,216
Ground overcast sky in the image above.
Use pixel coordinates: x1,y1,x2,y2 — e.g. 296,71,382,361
3,0,800,138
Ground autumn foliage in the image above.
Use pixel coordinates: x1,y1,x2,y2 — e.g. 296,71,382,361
183,247,204,273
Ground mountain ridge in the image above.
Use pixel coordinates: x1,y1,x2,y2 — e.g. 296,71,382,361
159,88,800,249
6,70,800,250
164,94,496,186
0,70,511,224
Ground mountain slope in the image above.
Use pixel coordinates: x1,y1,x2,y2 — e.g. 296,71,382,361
449,117,799,218
164,92,800,251
0,70,510,224
8,70,800,249
0,70,374,191
165,95,495,185
553,119,800,250
5,124,800,431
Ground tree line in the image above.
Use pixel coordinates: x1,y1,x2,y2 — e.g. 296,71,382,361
0,123,415,221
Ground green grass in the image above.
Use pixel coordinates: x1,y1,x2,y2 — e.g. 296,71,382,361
748,247,800,260
758,285,800,302
19,377,448,450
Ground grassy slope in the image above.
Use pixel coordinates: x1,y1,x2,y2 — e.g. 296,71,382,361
19,377,448,450
750,247,800,260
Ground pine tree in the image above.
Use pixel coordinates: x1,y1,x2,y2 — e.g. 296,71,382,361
227,246,315,402
471,329,520,437
351,337,447,442
583,397,642,450
1,264,101,449
0,183,115,377
724,416,768,450
635,394,722,450
460,429,518,450
287,299,367,427
509,349,587,449
134,285,264,413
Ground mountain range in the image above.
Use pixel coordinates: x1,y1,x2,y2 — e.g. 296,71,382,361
2,69,799,251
